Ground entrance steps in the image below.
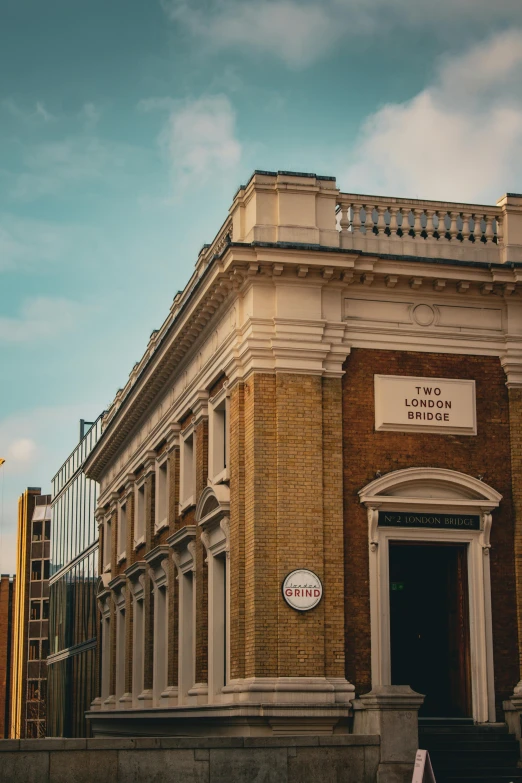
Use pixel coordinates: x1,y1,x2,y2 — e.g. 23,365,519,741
419,721,522,783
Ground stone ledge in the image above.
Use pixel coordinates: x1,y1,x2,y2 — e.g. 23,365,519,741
0,734,380,752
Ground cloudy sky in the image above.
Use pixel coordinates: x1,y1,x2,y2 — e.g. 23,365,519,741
1,0,522,570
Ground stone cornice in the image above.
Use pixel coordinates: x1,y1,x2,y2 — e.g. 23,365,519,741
108,574,127,591
125,560,147,581
167,525,196,550
144,545,170,589
85,240,522,483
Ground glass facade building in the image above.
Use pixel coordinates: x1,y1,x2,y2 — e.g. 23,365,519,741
47,417,102,737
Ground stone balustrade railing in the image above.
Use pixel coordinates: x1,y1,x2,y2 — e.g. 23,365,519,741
336,194,503,263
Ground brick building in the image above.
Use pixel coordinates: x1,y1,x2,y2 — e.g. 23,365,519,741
10,489,50,738
47,417,102,737
0,575,15,737
84,173,522,764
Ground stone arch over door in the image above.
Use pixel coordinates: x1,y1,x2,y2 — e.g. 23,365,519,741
359,467,502,723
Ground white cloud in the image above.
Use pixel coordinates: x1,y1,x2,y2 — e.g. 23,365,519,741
137,96,176,113
343,29,522,202
157,94,242,188
0,213,77,272
163,0,337,67
79,102,101,130
6,130,151,203
8,438,37,464
2,98,56,123
163,0,522,69
0,297,85,343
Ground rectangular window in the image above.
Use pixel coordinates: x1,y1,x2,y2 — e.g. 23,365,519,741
44,520,50,540
103,516,112,570
180,432,195,509
28,681,40,700
156,459,168,530
41,639,49,659
42,600,49,620
118,501,127,559
30,601,41,620
43,560,50,580
29,640,39,660
32,522,42,542
31,561,42,581
209,395,229,483
135,483,145,546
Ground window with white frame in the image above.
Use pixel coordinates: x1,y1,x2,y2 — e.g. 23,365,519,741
103,516,112,571
118,501,127,561
155,456,168,531
209,388,229,484
115,604,125,701
180,428,195,510
134,481,145,547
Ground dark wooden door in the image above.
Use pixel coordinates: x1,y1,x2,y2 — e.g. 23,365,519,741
389,542,471,717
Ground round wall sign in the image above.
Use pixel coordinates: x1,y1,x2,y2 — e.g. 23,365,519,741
282,569,323,612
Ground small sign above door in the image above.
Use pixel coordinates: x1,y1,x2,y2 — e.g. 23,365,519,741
379,511,481,530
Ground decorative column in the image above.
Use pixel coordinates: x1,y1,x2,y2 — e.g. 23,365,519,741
121,474,134,703
145,545,173,707
97,587,115,710
108,574,130,709
198,485,231,703
166,425,180,700
168,526,197,706
125,561,148,709
141,451,156,706
193,392,209,702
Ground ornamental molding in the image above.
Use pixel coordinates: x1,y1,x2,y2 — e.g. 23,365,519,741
168,525,197,575
86,242,522,487
359,467,502,510
144,545,170,589
108,574,127,609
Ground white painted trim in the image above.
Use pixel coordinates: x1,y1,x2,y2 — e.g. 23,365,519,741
179,424,196,513
134,477,146,548
154,452,169,532
360,467,501,723
117,498,128,562
208,386,230,486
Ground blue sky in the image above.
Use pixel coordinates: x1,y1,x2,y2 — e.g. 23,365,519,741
1,0,522,570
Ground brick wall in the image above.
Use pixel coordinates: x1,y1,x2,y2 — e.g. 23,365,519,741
195,420,209,686
229,383,245,680
0,577,14,737
342,349,519,712
244,374,278,678
167,445,180,688
507,388,522,684
231,373,347,681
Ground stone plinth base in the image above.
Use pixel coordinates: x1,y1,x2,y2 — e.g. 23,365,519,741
0,735,380,783
353,685,424,783
503,680,522,742
86,702,352,737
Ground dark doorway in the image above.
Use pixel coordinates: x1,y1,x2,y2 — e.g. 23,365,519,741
389,542,471,717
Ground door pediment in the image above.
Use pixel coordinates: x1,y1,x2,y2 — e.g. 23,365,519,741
359,467,502,510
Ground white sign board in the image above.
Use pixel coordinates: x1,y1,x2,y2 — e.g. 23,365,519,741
282,569,323,612
374,375,476,436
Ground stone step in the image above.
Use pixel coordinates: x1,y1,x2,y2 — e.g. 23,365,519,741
420,725,510,735
429,750,520,768
423,739,518,750
435,769,522,783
